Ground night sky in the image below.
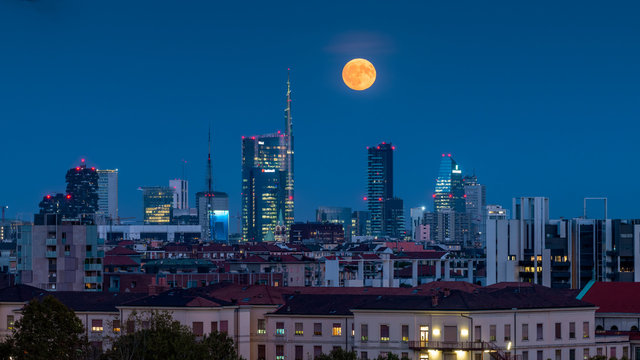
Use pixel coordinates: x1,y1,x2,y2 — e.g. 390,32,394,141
2,1,640,227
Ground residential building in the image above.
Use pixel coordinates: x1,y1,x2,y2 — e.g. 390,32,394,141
367,143,394,236
65,162,99,218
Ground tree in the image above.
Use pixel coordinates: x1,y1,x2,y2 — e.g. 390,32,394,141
314,348,357,360
102,311,243,360
8,295,89,360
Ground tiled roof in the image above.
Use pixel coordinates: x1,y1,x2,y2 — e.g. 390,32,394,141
122,288,232,308
581,282,640,313
0,284,47,302
106,246,139,256
104,255,139,266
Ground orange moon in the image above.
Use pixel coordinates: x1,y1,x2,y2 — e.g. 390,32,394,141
342,58,376,91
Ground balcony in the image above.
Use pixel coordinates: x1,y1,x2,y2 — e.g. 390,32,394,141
408,341,488,351
84,276,103,284
45,238,57,246
45,251,57,258
84,264,102,271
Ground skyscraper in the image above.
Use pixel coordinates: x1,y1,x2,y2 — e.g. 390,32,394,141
139,186,173,224
169,179,189,209
367,142,394,236
241,73,294,242
463,174,486,247
65,161,99,217
242,134,288,242
316,206,352,241
97,169,118,222
433,154,465,213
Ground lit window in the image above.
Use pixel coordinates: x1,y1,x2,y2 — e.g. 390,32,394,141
7,315,14,330
295,322,303,336
314,323,322,336
112,320,121,333
91,319,103,332
276,322,285,336
402,325,409,342
333,323,342,336
380,324,390,342
257,319,266,334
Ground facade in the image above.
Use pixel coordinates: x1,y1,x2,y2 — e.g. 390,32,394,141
424,209,470,245
169,179,189,210
410,207,426,241
352,211,371,237
196,191,229,242
433,154,465,214
140,186,173,224
290,222,345,244
463,175,486,247
98,224,202,242
367,143,394,236
97,169,118,222
316,207,352,241
383,198,405,239
16,224,104,291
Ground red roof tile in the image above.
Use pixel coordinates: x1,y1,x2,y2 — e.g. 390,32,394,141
581,282,640,313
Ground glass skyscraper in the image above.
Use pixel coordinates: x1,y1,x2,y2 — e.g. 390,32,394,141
97,169,118,222
434,154,466,213
140,186,173,224
367,142,395,237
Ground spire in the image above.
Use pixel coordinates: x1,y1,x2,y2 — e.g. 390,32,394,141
206,122,213,194
285,68,292,137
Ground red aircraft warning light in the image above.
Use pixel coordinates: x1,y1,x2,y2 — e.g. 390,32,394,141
66,194,71,199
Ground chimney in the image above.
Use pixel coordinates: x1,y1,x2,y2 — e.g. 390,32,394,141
431,295,439,307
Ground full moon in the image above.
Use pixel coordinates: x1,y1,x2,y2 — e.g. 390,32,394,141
342,58,376,91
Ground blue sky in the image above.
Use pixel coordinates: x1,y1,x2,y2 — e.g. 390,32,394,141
1,1,640,225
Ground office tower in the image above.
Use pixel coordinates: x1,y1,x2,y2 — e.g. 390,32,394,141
486,205,508,220
367,142,394,236
433,154,465,213
169,179,189,209
241,134,288,242
17,223,104,291
383,198,405,239
65,161,99,217
351,210,371,237
424,209,469,244
196,191,229,242
463,174,486,247
316,206,352,241
139,186,173,224
241,74,294,242
410,207,426,241
97,169,118,222
289,222,345,244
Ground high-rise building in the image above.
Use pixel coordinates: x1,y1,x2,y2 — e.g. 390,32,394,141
242,134,288,242
169,179,189,210
367,142,394,236
463,174,486,247
434,154,465,213
65,161,99,218
316,207,352,241
196,191,229,242
97,169,118,222
17,223,104,291
351,211,371,237
383,198,405,239
139,186,173,224
410,207,426,241
241,74,294,242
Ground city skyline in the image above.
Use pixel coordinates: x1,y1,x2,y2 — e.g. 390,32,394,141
3,1,640,224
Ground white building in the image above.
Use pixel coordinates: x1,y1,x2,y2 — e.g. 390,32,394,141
169,179,189,209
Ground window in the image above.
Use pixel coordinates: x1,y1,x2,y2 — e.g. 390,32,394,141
401,325,409,342
474,325,481,342
623,346,629,358
522,323,529,341
352,323,355,337
380,324,390,341
314,346,322,358
401,353,409,359
597,347,603,356
361,324,368,342
490,325,496,341
569,349,575,360
142,321,149,329
569,322,575,339
555,322,562,339
332,323,342,336
257,319,266,334
360,352,368,360
583,348,590,360
314,323,322,336
583,322,589,338
192,322,203,336
536,323,543,340
126,320,135,333
91,319,103,332
522,351,528,360
504,324,511,341
220,320,228,334
536,350,543,360
610,347,616,358
211,321,218,332
7,315,14,331
295,322,303,336
276,344,284,360
555,349,561,360
257,345,266,360
276,322,285,336
112,320,121,333
295,345,303,360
